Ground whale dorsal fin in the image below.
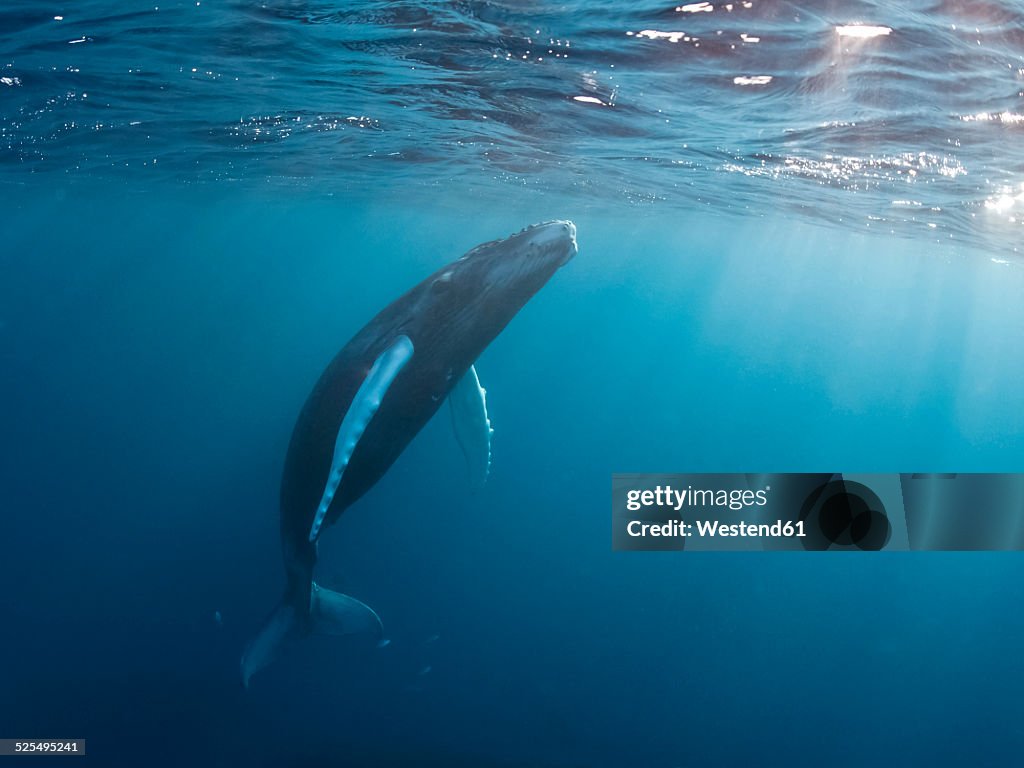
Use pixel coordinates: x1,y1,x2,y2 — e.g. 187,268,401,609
309,334,414,542
448,365,493,488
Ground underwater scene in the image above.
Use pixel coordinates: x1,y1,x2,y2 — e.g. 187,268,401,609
3,1,1024,765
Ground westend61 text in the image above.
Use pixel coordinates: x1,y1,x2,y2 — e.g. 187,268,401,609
626,520,806,538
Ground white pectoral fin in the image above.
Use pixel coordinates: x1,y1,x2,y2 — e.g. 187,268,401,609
309,334,414,542
448,364,493,489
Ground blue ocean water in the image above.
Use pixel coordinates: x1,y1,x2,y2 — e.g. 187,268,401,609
3,1,1024,766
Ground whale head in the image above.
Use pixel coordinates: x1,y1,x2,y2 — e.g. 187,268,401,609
415,218,576,326
466,219,578,284
404,219,577,357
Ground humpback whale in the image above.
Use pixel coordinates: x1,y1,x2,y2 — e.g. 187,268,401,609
242,220,577,686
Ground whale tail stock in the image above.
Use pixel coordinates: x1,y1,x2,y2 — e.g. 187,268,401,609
240,580,383,689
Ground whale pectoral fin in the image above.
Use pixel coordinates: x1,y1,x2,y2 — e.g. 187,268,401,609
310,582,384,639
309,335,415,542
448,364,493,489
240,597,300,690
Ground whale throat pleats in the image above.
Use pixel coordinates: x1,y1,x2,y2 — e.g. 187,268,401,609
448,365,493,488
308,334,415,542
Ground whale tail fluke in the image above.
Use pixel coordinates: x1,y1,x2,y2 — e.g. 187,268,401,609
240,595,299,689
309,582,384,638
240,583,383,689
